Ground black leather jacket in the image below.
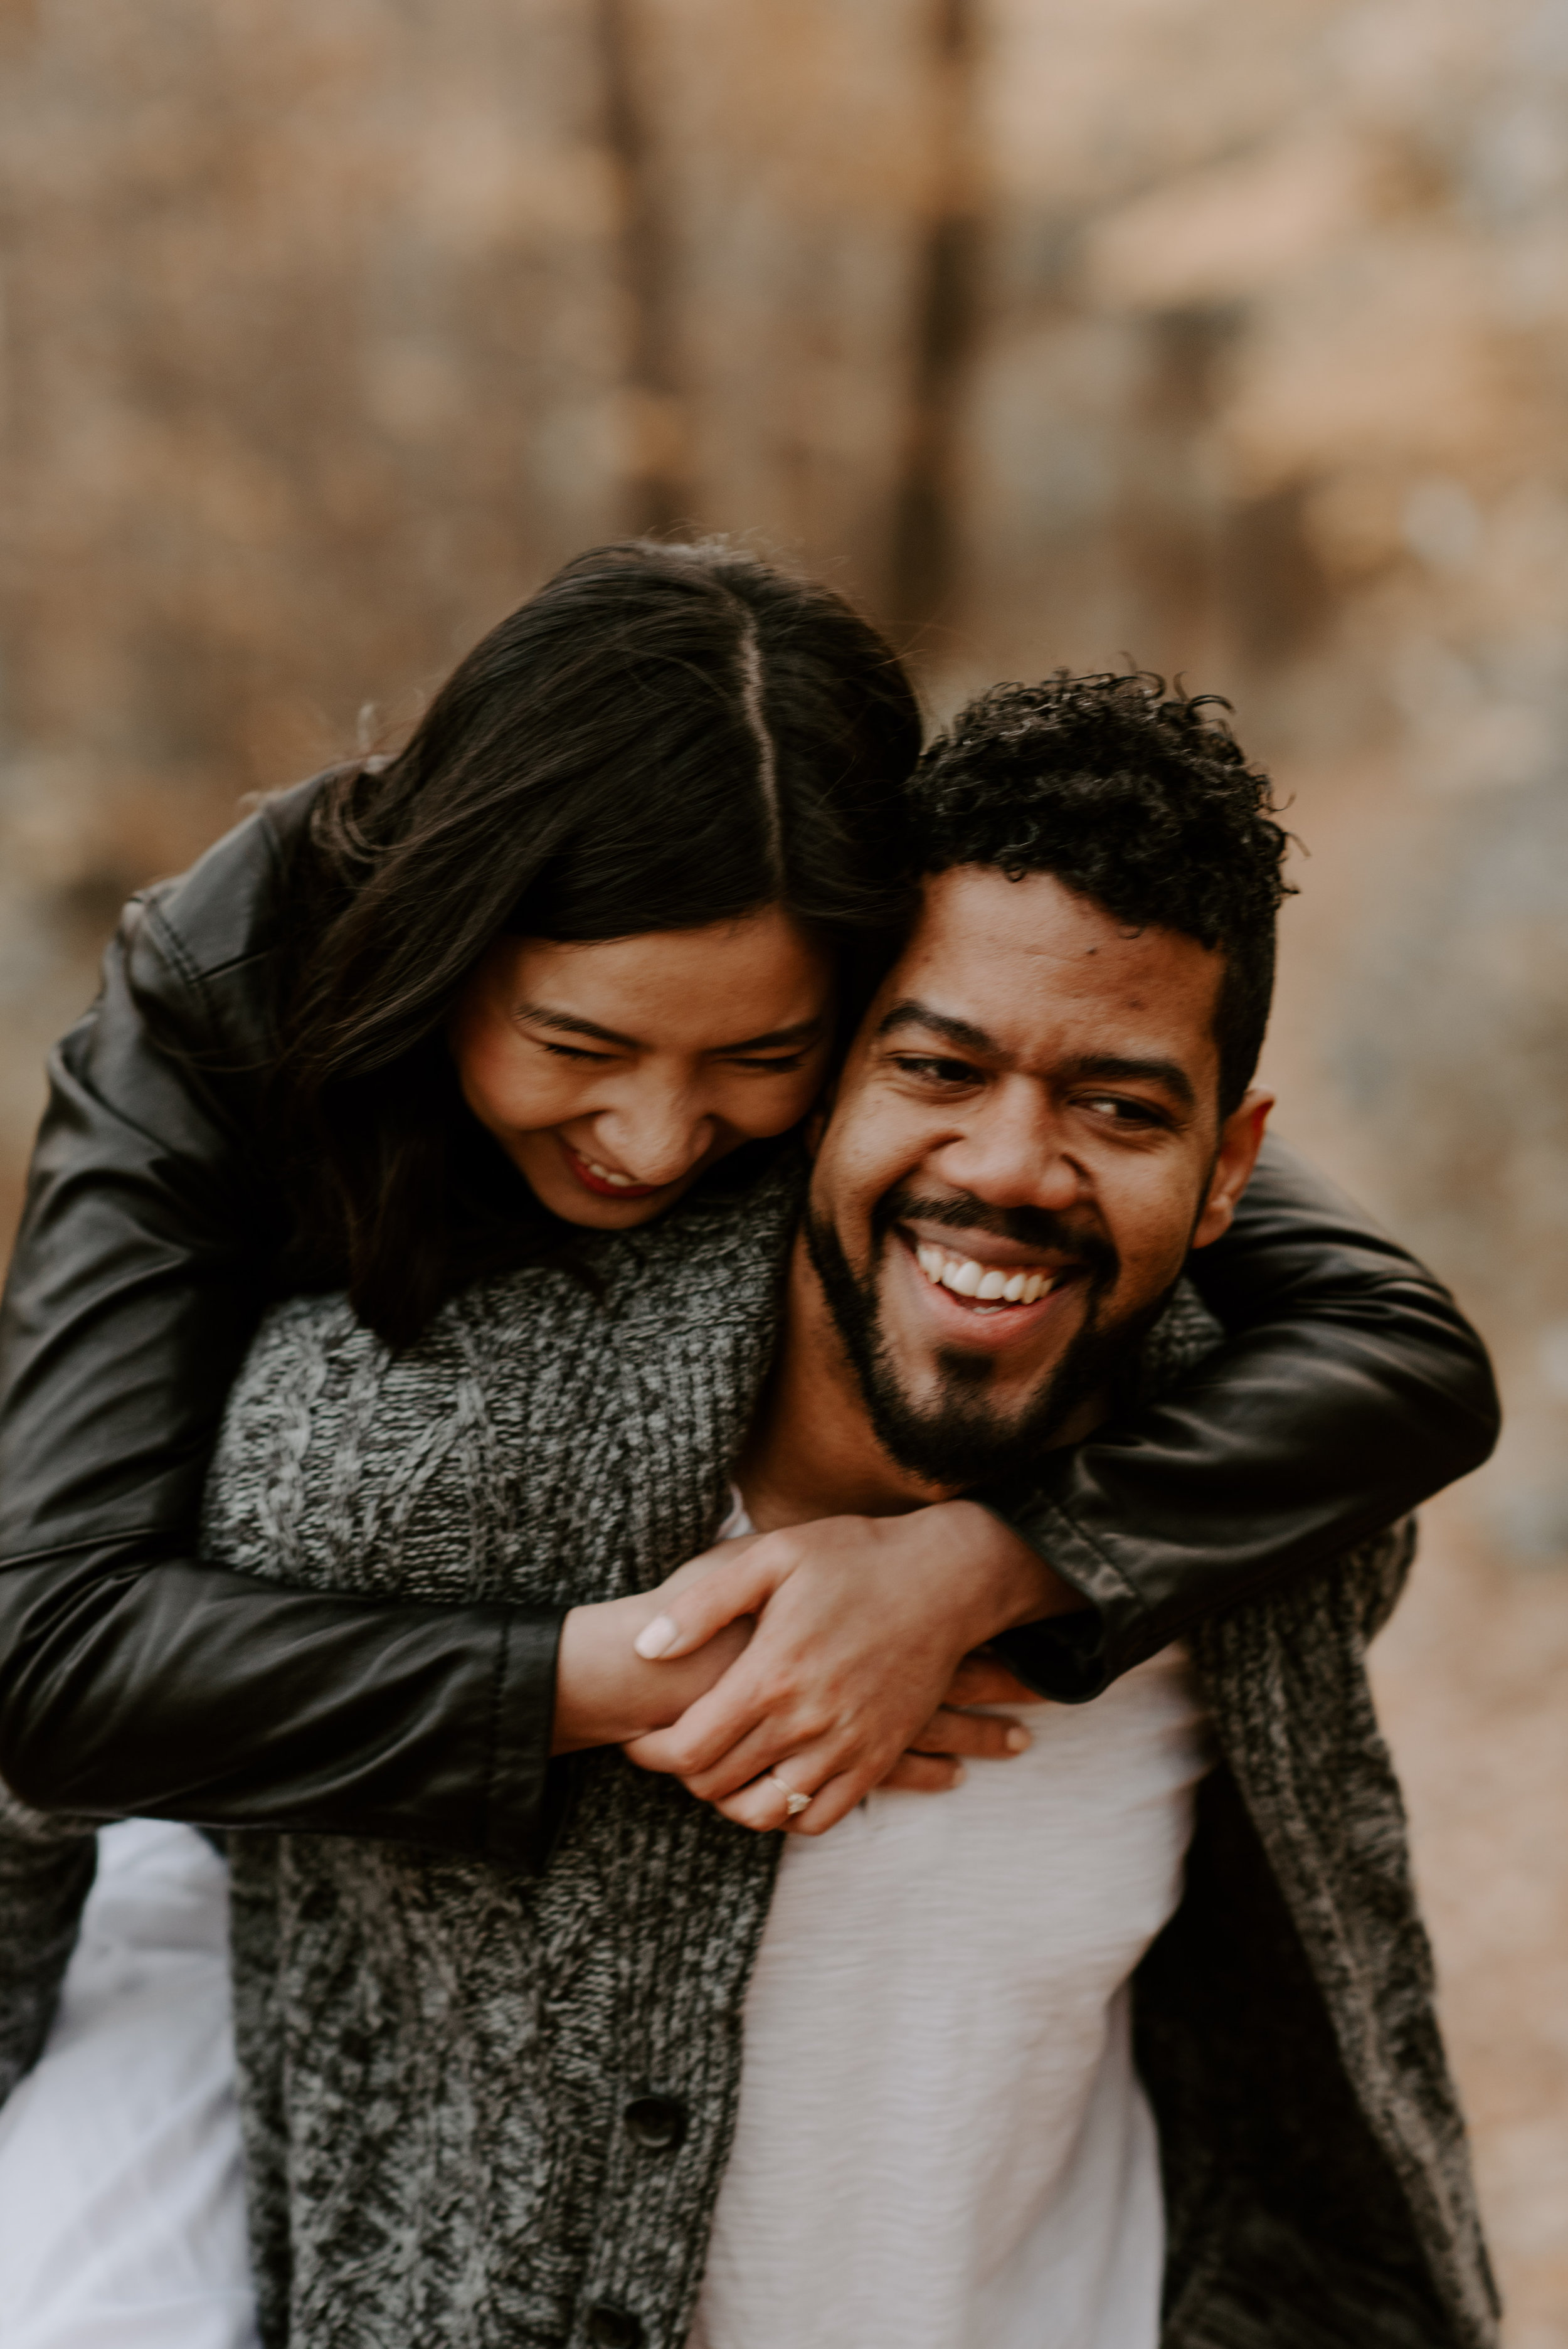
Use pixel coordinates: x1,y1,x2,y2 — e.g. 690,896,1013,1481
0,782,1500,1867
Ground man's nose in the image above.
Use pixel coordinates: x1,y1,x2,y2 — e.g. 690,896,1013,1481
595,1077,714,1187
934,1088,1083,1214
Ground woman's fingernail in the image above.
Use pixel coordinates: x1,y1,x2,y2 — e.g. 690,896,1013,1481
634,1614,680,1660
1005,1724,1032,1753
951,1763,967,1786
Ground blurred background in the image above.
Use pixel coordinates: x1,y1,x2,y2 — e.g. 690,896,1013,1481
1,0,1565,2335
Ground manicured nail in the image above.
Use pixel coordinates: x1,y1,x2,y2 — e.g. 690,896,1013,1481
1005,1724,1032,1753
634,1614,680,1660
951,1764,967,1786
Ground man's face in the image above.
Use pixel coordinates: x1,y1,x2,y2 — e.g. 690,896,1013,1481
803,866,1270,1486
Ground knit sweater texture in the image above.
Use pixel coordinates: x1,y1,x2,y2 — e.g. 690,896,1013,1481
3,1155,1498,2349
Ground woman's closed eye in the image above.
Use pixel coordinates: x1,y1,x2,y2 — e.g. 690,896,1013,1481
536,1037,620,1064
534,1039,812,1074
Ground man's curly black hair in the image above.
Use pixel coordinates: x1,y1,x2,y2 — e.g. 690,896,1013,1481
906,671,1296,1116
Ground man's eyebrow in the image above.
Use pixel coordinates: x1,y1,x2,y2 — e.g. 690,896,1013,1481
515,1003,825,1054
874,999,1003,1057
1061,1053,1197,1112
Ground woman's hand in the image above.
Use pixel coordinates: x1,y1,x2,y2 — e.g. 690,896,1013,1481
554,1530,1048,1825
551,1549,761,1754
618,1502,1076,1832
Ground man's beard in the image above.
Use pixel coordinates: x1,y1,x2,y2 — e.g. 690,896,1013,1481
803,1182,1155,1488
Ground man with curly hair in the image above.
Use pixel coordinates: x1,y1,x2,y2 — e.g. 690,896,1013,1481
618,672,1493,2348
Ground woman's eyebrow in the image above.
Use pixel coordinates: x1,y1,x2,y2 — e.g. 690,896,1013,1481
514,1000,641,1049
513,1004,824,1053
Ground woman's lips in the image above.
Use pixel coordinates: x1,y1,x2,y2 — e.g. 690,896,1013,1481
560,1140,667,1202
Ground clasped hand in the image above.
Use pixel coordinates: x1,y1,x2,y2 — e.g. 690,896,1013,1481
551,1502,1073,1836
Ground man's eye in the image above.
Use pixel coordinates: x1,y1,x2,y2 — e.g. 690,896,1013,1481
891,1054,984,1088
1081,1093,1167,1128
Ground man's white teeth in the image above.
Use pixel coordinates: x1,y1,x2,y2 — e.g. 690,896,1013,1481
582,1156,637,1188
913,1244,1057,1305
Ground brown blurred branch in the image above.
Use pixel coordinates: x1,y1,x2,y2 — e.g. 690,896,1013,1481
595,0,694,536
887,0,983,647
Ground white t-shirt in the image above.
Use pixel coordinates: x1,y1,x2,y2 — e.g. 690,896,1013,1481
0,1816,258,2349
688,1498,1213,2349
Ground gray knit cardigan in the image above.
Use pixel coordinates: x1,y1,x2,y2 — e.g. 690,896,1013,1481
1,1159,1497,2349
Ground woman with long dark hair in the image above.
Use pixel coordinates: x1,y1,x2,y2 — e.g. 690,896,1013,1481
277,536,919,1349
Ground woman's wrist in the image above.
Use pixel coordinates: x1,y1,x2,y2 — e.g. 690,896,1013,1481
936,1499,1081,1643
553,1596,645,1754
553,1593,751,1755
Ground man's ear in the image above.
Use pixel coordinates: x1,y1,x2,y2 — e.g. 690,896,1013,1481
1191,1088,1273,1249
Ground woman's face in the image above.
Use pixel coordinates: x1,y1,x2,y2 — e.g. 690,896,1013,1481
449,907,835,1228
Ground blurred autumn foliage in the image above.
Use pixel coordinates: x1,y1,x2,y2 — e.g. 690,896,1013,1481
2,1,1567,2336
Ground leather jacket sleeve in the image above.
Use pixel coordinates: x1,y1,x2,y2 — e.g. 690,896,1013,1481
0,790,561,1871
984,1137,1500,1700
0,793,1500,1862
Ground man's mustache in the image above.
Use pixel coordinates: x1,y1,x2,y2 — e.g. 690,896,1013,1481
872,1184,1119,1286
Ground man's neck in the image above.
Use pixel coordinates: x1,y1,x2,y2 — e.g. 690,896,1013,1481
736,1233,953,1532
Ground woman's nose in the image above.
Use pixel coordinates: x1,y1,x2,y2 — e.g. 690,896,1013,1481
595,1083,714,1187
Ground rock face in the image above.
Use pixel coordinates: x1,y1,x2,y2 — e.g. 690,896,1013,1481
1,1,1566,2335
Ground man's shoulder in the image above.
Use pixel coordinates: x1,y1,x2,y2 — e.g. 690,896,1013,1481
1132,1281,1226,1407
605,1152,808,1334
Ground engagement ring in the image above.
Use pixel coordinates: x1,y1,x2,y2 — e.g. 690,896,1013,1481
766,1773,811,1818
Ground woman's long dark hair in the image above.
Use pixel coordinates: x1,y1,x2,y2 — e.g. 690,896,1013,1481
278,539,923,1343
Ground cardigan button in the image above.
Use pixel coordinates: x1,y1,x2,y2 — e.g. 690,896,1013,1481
623,2092,688,2151
586,2305,644,2349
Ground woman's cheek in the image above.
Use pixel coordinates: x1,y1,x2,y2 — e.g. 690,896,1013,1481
511,1066,594,1138
462,1037,580,1142
731,1070,825,1143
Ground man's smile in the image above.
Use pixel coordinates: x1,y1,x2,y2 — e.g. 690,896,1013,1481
913,1244,1061,1305
887,1222,1089,1355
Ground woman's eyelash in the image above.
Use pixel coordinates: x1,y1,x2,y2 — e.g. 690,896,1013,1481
538,1039,615,1063
534,1039,808,1072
